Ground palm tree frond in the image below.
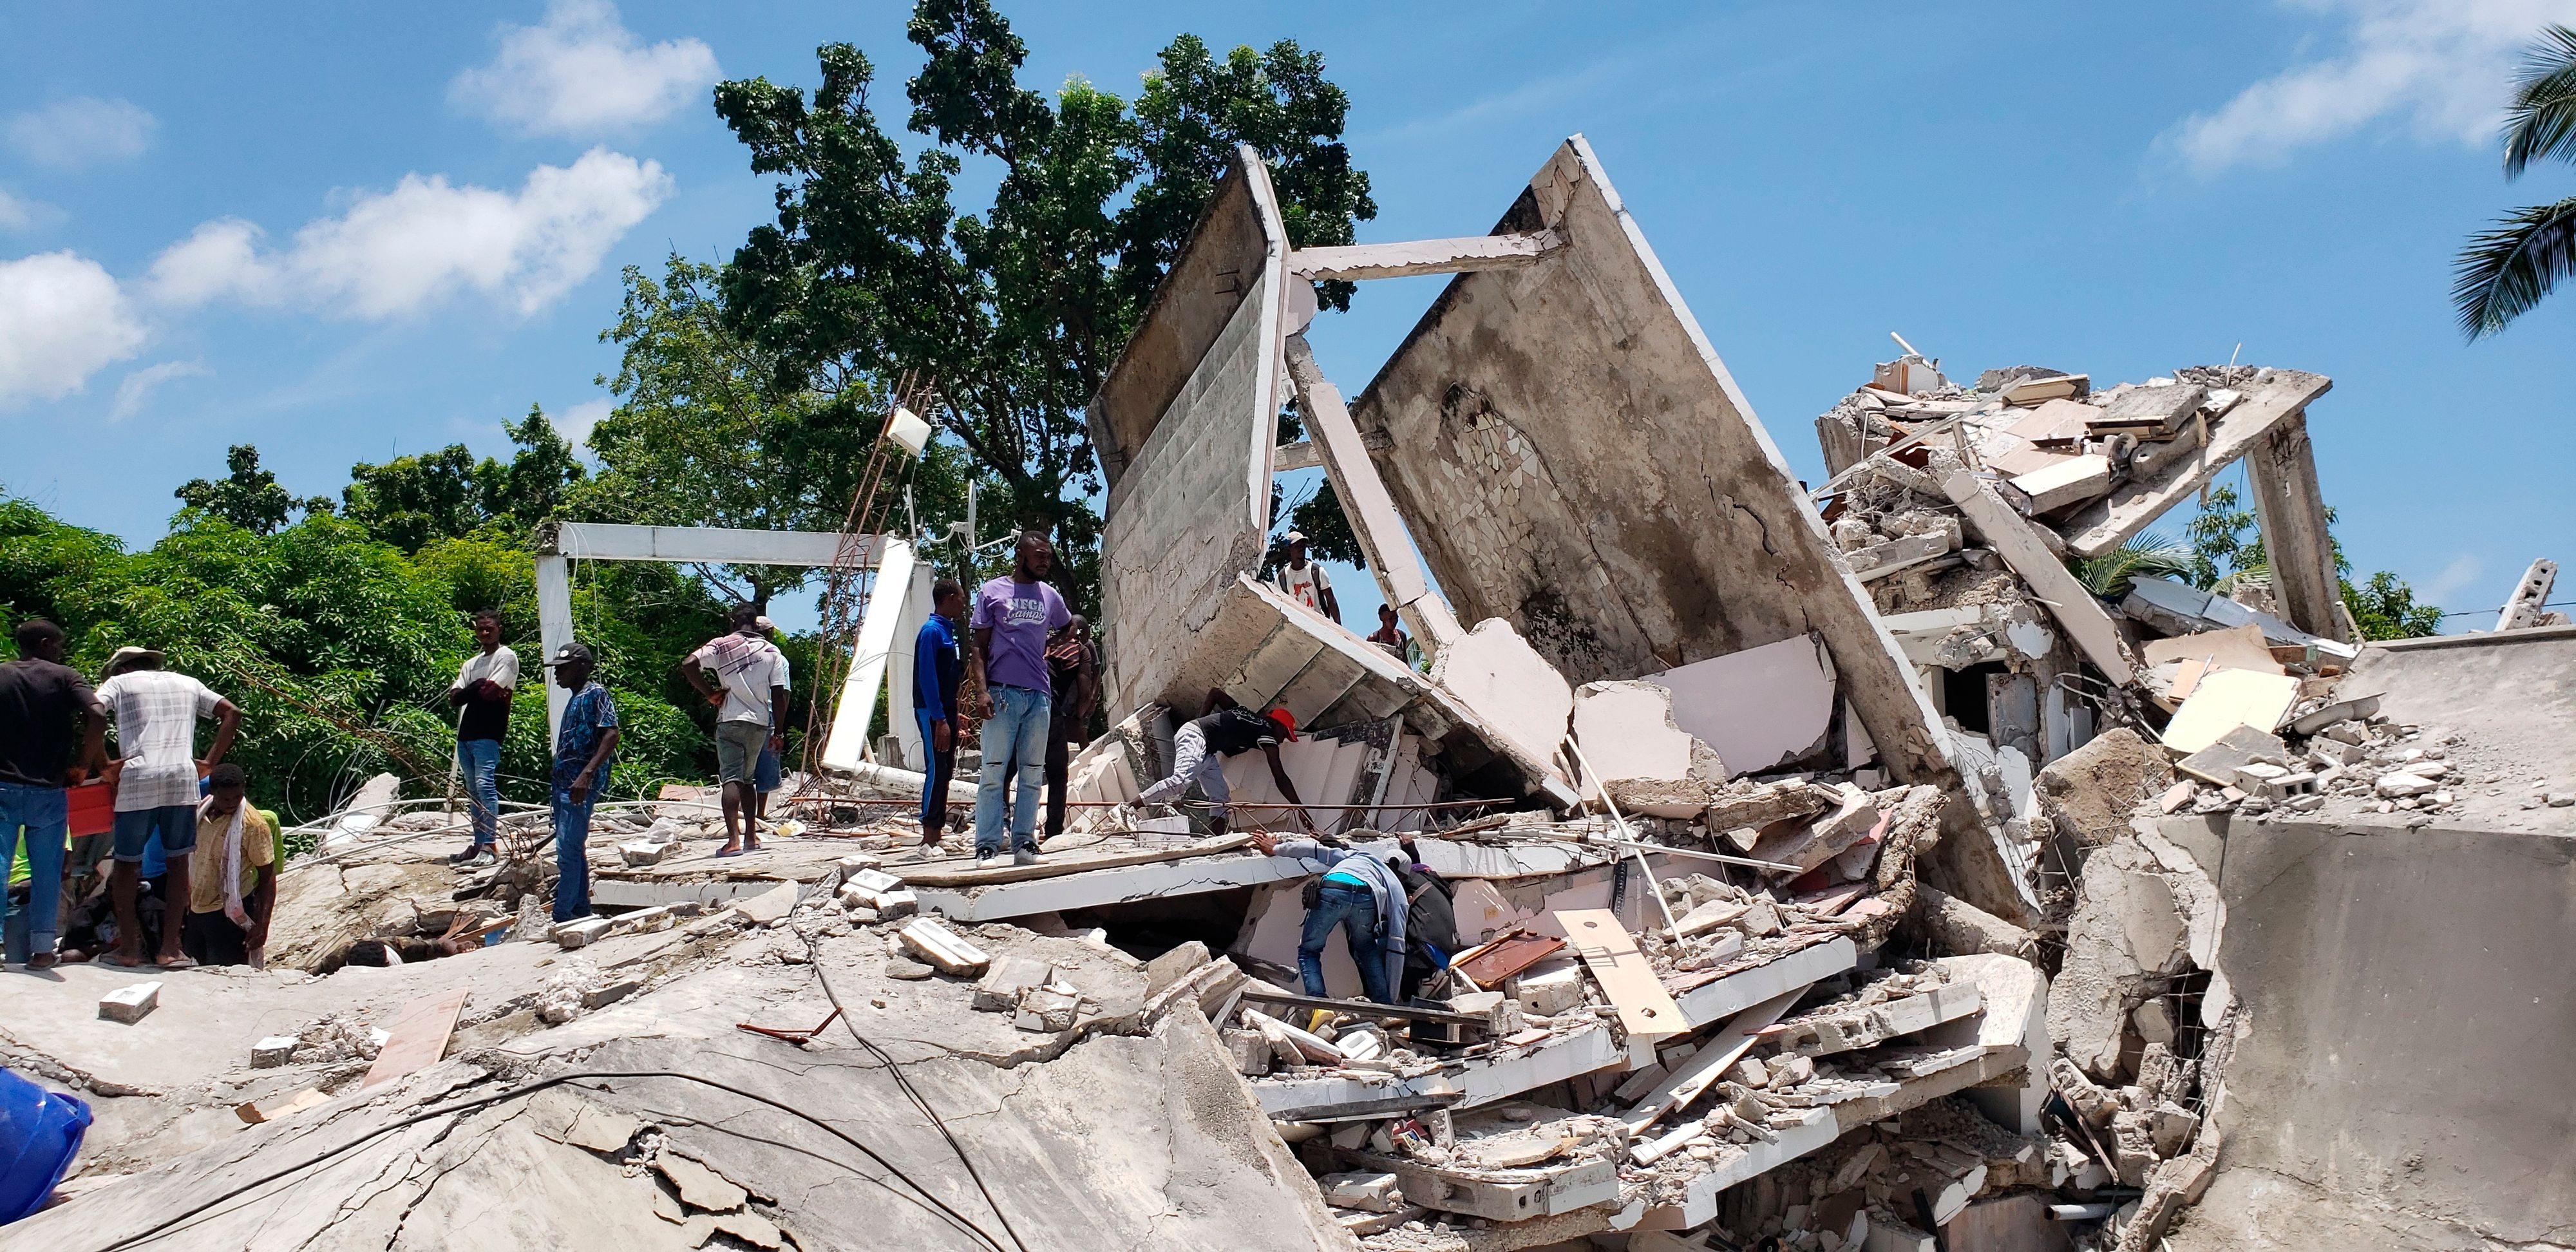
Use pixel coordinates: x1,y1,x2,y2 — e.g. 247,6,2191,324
2070,531,2191,600
2452,195,2576,339
2503,24,2576,178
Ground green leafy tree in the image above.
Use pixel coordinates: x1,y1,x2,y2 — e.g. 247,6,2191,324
712,0,1374,612
2070,533,2192,600
2183,481,2441,640
2455,24,2576,337
173,444,333,535
343,408,587,552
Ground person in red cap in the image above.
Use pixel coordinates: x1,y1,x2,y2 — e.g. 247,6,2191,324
1134,690,1311,836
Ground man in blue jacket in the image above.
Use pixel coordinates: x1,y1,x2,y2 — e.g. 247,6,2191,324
913,580,965,855
1247,828,1404,1005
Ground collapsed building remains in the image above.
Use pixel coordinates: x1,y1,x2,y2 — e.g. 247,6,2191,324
5,137,2571,1252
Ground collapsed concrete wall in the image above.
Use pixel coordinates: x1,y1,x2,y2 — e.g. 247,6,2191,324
1091,147,1287,721
1345,137,1958,807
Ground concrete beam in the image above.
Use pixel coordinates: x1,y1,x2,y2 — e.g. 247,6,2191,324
2056,369,2331,560
913,851,1307,923
1288,231,1562,281
536,551,573,739
2244,411,2347,642
1672,936,1858,1029
1282,332,1463,658
1944,471,2137,685
542,521,880,568
820,538,930,771
1271,440,1321,473
1252,1021,1625,1119
1634,1108,1841,1231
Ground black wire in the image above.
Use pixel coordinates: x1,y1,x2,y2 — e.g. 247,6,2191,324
86,1069,1010,1252
2436,596,2575,618
797,929,1034,1252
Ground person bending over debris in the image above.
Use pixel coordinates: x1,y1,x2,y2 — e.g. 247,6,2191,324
967,531,1072,868
0,618,108,971
914,579,965,856
97,645,239,969
683,604,791,857
180,764,274,969
1041,613,1099,845
446,609,516,869
1135,691,1311,837
544,643,619,923
1245,828,1404,1005
1390,855,1459,1003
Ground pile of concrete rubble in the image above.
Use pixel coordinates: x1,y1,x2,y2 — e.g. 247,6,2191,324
7,136,2573,1252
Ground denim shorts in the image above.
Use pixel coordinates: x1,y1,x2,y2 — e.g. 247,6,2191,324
113,804,197,864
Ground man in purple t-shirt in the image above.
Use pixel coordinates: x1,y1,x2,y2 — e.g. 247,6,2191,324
967,531,1072,866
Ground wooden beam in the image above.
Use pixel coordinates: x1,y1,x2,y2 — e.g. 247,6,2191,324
2244,411,2347,641
1554,908,1684,1041
1944,471,2137,685
2055,370,2331,558
1287,231,1562,281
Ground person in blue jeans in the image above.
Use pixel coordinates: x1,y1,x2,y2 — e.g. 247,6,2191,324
1248,829,1406,1005
967,533,1071,868
0,620,108,970
913,580,965,855
543,643,619,924
445,609,517,870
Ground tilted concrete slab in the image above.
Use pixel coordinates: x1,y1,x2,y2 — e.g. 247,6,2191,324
2056,368,2331,560
1253,1021,1627,1119
1091,144,1289,723
1345,136,1960,810
1672,936,1859,1030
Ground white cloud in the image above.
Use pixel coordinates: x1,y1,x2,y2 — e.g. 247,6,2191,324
109,359,209,423
2422,553,2485,603
0,188,41,231
0,252,146,408
2170,0,2576,172
451,0,718,137
3,97,156,168
554,397,613,446
146,148,672,318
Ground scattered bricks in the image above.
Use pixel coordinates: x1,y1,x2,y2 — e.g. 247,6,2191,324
2052,1056,2118,1126
834,852,882,875
1014,983,1082,1033
582,978,643,1010
846,868,905,895
1771,1054,1815,1086
1447,991,1523,1034
1319,1171,1406,1213
1224,1027,1273,1076
553,916,612,949
2157,781,2197,814
1728,1056,1770,1088
618,841,668,867
99,982,161,1023
2109,1110,2159,1186
896,918,990,976
973,956,1056,1012
251,1035,298,1068
864,889,918,920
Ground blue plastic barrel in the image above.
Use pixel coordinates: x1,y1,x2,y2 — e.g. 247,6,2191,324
0,1067,90,1224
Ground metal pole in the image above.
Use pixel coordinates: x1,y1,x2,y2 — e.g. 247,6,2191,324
1564,736,1677,933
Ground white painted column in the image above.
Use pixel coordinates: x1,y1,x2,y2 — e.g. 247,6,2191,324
821,538,917,772
535,552,574,744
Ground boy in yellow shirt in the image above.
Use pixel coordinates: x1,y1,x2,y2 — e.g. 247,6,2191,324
180,763,275,968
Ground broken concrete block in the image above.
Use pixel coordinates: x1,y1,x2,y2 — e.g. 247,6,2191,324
896,918,990,976
2092,381,2207,437
1510,962,1584,1017
582,978,643,1010
2374,772,2440,798
1701,780,1841,832
251,1035,298,1068
2148,1101,2200,1157
837,880,918,918
736,883,798,925
1144,940,1211,996
1571,679,1725,806
834,852,882,875
1224,1027,1272,1076
552,916,611,949
1747,786,1880,875
609,905,677,936
1428,618,1576,783
2174,723,2289,788
1848,529,1956,580
884,958,936,981
655,1152,748,1213
845,868,905,895
1319,1171,1406,1213
1015,983,1082,1032
2008,453,2112,513
2108,1110,2159,1186
618,841,667,867
973,956,1056,1012
99,981,162,1023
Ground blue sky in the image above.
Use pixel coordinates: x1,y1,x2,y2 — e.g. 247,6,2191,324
3,0,2571,634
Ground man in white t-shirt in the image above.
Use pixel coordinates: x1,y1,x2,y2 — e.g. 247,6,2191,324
95,647,240,968
1274,531,1339,623
445,609,518,869
682,604,791,857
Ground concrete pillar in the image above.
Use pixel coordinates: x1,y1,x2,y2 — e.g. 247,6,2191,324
535,551,574,743
1279,332,1463,661
2245,410,2347,641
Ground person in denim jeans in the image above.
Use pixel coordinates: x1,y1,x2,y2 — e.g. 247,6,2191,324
1247,829,1405,1005
0,620,108,969
445,610,517,869
543,643,619,924
967,533,1071,867
97,647,240,968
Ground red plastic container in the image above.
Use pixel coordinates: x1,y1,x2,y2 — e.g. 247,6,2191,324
66,781,113,838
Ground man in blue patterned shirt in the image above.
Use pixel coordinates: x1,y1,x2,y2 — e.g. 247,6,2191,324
544,643,620,924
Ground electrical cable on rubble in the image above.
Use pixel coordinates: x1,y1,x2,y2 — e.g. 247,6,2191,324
84,1068,1014,1252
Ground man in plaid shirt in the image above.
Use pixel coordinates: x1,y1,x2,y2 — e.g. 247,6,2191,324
95,647,238,968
